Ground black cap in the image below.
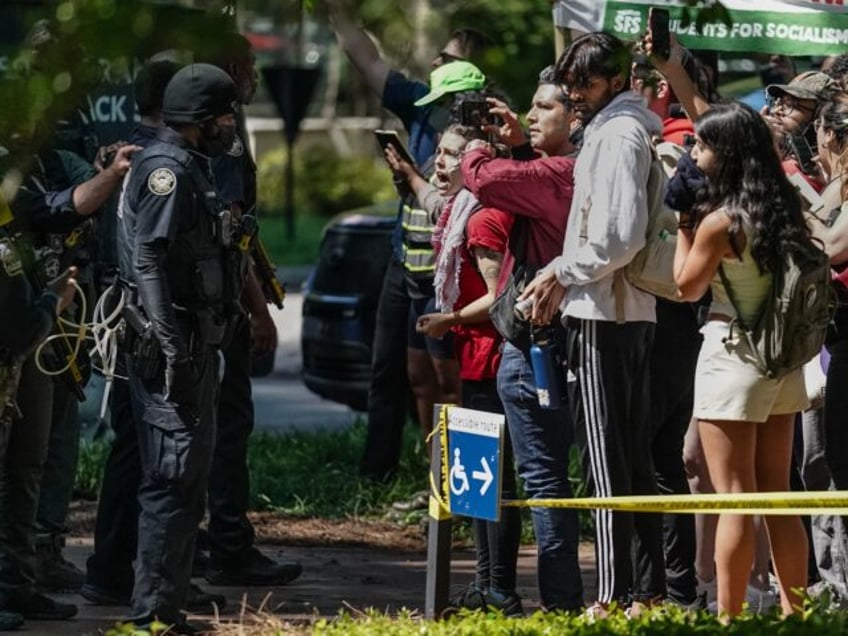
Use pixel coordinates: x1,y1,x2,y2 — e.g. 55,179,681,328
162,63,238,125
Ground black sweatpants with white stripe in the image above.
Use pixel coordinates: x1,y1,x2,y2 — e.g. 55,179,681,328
565,318,665,604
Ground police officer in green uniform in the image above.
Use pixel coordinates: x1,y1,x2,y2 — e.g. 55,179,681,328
0,142,133,624
24,147,98,594
117,63,240,633
0,185,78,630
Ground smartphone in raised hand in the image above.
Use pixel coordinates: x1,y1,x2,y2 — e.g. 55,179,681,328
459,99,504,129
374,130,416,168
649,7,671,60
786,133,818,177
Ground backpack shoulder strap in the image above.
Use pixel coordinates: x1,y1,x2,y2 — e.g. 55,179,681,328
718,263,753,331
509,215,530,268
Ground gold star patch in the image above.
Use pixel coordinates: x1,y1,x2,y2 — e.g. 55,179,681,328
148,168,177,196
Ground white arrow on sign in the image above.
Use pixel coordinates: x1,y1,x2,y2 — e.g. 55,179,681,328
472,457,493,496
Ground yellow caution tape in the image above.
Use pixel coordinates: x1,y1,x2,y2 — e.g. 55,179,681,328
501,491,848,515
426,405,452,521
0,190,12,227
429,406,848,517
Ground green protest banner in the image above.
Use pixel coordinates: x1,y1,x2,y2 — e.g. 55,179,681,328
554,0,848,56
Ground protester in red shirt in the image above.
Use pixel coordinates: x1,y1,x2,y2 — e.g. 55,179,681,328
389,122,523,615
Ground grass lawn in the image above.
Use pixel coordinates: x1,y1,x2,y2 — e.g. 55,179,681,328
257,213,331,266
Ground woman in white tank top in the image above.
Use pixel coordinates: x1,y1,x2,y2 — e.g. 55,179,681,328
673,102,811,619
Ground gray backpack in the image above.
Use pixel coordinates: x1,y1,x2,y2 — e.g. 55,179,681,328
719,238,834,379
624,140,687,302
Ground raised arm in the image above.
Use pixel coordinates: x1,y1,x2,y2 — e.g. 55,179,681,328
646,35,711,120
324,0,390,99
72,144,139,216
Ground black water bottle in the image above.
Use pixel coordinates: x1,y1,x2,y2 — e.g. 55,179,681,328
529,327,564,409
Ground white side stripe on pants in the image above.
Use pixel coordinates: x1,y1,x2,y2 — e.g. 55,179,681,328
579,320,615,603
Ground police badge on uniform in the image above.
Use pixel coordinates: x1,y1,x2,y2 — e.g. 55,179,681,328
227,134,244,157
148,168,177,196
0,239,22,277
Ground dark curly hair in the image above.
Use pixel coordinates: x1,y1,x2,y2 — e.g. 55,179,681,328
692,101,807,274
818,94,848,201
825,53,848,92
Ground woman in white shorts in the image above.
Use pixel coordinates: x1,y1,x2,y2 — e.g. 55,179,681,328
673,101,810,618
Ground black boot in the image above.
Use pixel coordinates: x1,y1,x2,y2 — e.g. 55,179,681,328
0,610,23,631
35,537,84,593
3,590,77,620
205,547,301,586
186,583,226,612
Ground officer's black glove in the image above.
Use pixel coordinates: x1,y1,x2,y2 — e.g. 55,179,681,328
165,357,197,408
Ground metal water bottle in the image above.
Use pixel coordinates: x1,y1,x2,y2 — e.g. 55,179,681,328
529,327,564,409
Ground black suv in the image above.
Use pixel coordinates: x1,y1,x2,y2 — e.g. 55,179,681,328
301,202,395,411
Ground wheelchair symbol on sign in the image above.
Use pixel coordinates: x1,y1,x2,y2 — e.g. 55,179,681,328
449,448,470,495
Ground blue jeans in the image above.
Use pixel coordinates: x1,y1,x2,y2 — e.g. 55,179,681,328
496,343,583,611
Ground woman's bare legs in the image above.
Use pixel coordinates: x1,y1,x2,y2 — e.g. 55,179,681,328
683,418,718,588
698,418,757,617
756,413,808,615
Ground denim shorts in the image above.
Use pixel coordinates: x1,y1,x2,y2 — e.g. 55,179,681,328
407,296,454,359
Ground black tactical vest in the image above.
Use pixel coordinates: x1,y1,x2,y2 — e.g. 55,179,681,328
119,141,238,312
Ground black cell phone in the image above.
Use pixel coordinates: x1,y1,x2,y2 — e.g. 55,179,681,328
374,129,416,167
459,99,502,128
786,133,818,176
649,7,671,60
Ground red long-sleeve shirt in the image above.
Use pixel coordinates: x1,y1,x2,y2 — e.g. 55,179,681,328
461,147,574,292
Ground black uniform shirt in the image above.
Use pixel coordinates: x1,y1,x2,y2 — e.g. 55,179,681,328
118,127,223,361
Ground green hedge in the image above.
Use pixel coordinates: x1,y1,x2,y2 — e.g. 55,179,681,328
309,602,848,636
256,144,396,218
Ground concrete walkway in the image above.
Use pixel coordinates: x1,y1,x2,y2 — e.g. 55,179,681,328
37,542,597,635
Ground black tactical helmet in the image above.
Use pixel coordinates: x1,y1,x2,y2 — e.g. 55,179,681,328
161,63,238,125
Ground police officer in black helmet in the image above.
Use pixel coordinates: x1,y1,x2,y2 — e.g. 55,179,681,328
117,63,239,633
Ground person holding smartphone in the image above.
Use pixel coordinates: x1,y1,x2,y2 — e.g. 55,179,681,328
325,0,493,484
763,71,836,189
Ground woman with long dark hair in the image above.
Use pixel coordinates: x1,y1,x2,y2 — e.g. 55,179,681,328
673,101,810,617
806,95,848,495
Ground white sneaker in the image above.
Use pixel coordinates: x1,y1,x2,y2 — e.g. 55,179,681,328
745,583,777,613
705,581,777,615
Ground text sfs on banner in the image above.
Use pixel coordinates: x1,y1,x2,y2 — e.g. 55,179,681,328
446,406,504,522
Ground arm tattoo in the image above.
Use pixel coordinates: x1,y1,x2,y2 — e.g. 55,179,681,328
474,247,503,283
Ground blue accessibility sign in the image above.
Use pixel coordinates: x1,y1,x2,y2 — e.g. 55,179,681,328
447,407,504,522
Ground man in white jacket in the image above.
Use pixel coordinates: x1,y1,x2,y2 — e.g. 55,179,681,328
520,32,665,614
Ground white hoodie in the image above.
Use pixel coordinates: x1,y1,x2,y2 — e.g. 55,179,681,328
546,90,663,323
